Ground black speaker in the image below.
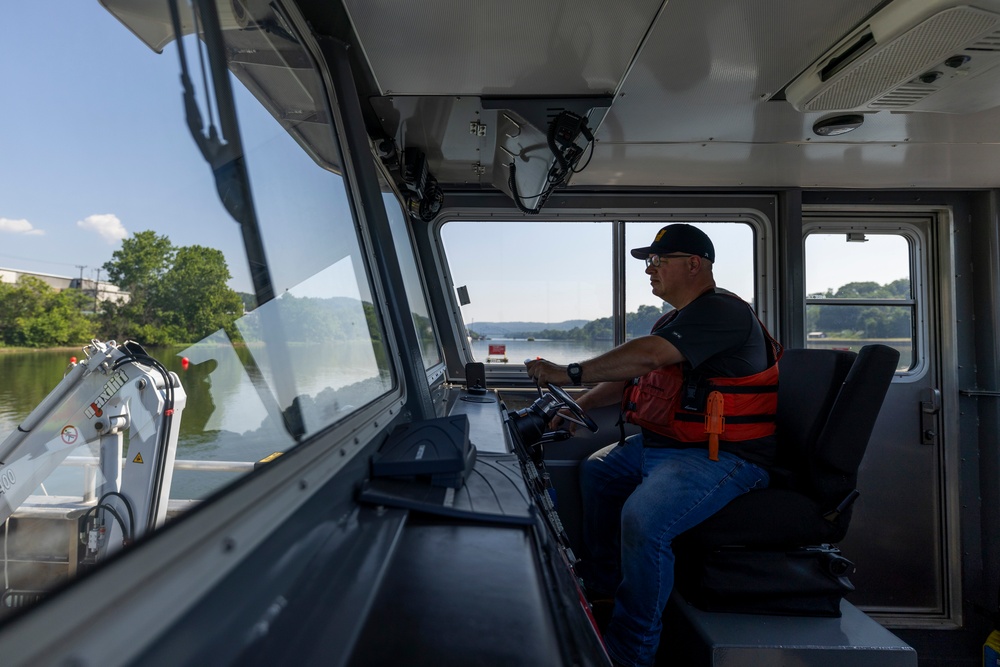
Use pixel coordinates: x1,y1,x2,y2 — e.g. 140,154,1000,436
465,362,486,395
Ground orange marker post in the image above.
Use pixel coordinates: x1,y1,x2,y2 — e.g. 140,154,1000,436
705,390,725,461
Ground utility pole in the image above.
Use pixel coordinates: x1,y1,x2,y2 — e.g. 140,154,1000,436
75,264,87,289
93,268,101,312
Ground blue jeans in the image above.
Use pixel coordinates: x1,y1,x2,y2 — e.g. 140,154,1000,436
579,434,769,667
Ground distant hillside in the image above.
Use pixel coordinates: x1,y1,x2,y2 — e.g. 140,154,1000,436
468,320,587,336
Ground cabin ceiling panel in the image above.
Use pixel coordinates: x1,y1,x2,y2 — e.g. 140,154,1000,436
342,0,666,96
573,141,1000,188
337,0,1000,191
599,91,1000,144
600,0,885,144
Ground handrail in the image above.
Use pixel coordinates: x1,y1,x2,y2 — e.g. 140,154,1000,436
50,456,257,503
64,456,255,473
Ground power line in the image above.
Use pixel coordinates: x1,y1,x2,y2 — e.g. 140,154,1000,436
0,252,83,269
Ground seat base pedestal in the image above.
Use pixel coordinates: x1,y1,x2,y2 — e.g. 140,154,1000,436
660,593,917,666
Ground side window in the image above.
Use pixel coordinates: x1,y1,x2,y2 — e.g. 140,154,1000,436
218,37,394,441
625,222,758,330
382,193,443,371
0,0,399,609
804,231,914,370
441,221,614,365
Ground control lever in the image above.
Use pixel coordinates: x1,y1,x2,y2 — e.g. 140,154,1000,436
539,429,573,443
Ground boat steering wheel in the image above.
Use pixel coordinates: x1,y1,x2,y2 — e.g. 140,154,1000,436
545,383,599,432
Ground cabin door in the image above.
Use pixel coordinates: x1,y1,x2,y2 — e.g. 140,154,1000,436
803,214,958,626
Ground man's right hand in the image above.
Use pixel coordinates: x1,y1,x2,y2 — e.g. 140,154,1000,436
525,358,569,387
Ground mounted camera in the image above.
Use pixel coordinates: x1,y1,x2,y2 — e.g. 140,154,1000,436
509,392,568,448
499,110,595,215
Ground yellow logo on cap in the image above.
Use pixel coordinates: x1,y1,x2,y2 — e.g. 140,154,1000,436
654,229,666,242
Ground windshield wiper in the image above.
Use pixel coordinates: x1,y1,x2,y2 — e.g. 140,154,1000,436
168,0,274,305
167,0,304,441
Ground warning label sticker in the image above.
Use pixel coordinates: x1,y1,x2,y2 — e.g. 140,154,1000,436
61,425,78,445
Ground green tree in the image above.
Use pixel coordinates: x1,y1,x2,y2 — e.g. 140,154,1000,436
0,279,36,344
627,304,668,337
885,278,910,298
99,231,176,342
98,231,243,345
0,277,94,347
103,230,175,303
833,281,890,299
808,279,911,337
159,245,244,341
582,316,613,340
18,289,95,347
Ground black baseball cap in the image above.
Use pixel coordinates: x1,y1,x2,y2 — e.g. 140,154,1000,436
630,224,715,263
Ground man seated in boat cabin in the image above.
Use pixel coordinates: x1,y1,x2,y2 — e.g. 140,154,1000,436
526,224,781,667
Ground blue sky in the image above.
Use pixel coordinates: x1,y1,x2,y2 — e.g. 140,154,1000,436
0,2,234,284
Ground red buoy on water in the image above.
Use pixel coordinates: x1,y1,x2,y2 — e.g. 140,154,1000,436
181,357,190,370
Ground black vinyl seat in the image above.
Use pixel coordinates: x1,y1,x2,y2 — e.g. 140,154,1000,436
673,344,900,614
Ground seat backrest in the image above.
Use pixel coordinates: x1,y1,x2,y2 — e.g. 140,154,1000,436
676,345,900,552
809,344,900,511
773,348,857,487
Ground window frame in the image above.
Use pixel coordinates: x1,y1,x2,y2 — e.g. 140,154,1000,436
0,2,415,662
378,187,447,386
431,201,777,384
802,218,929,381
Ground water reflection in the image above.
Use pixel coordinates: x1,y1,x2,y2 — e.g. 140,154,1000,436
0,336,393,501
0,352,80,432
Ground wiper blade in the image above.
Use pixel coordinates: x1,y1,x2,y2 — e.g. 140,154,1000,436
166,0,303,441
168,0,234,167
167,0,274,304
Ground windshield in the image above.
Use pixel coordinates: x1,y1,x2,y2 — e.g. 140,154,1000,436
0,0,395,613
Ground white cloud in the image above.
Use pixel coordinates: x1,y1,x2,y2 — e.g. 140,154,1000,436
77,214,127,244
0,217,44,236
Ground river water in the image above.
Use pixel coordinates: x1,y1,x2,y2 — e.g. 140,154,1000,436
0,340,606,434
0,339,605,499
0,341,385,499
0,335,907,439
469,338,614,365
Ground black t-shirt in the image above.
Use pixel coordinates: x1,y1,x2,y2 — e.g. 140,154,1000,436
643,289,776,469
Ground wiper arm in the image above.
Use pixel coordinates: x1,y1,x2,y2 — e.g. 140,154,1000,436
168,0,273,305
166,0,303,441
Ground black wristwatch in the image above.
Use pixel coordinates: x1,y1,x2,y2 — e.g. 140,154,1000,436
566,362,583,386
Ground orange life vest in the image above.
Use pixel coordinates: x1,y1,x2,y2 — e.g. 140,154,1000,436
621,299,781,458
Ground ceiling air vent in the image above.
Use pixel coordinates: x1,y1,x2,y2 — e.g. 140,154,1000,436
969,30,1000,51
870,83,935,109
786,0,1000,114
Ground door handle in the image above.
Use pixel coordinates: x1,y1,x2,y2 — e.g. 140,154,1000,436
920,388,941,445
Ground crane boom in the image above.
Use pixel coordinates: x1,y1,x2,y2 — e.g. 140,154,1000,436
0,340,186,557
